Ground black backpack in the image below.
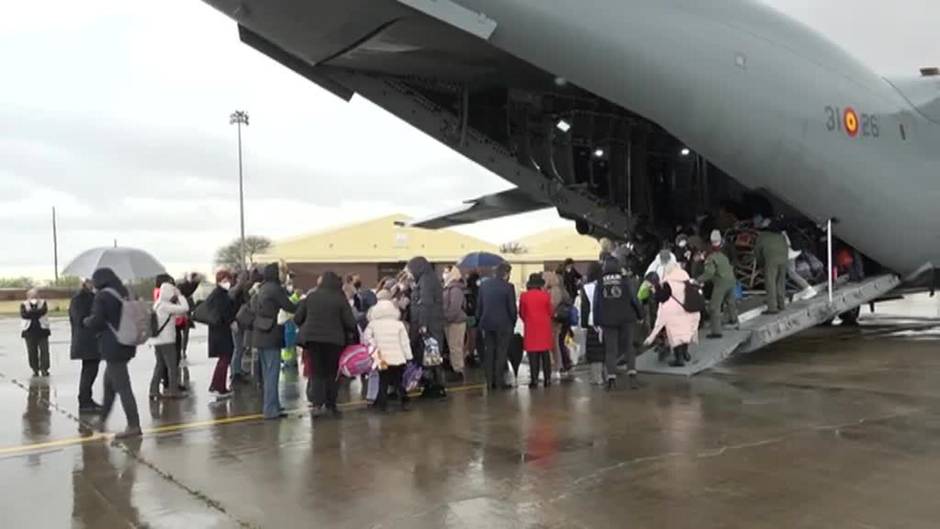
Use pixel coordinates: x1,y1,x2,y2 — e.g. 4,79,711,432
553,300,573,323
673,281,706,313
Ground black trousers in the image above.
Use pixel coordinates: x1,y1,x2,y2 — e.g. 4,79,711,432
482,328,511,387
602,324,634,377
78,359,100,406
527,351,551,385
557,327,573,371
25,336,50,372
309,342,343,409
375,365,407,410
102,360,140,429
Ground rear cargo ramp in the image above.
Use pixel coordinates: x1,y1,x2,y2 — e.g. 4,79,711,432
637,274,901,376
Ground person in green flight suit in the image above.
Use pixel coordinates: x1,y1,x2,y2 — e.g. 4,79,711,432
754,217,789,314
696,230,739,338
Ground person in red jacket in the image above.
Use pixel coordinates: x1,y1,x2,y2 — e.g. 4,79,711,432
519,273,554,388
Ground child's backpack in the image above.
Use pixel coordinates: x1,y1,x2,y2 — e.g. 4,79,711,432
403,362,424,392
338,343,373,379
422,336,443,367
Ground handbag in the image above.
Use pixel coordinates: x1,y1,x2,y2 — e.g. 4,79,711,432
254,314,276,332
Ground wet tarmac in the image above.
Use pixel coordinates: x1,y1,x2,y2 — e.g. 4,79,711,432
3,296,940,528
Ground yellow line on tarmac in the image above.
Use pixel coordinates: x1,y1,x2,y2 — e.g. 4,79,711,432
0,383,487,456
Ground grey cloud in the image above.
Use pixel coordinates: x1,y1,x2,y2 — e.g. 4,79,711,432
0,108,502,210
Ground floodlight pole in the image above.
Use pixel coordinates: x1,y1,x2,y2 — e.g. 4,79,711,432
230,110,250,270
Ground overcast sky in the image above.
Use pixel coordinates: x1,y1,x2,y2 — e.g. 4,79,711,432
1,0,937,279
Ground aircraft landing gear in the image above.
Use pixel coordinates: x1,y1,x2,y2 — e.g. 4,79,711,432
839,306,862,327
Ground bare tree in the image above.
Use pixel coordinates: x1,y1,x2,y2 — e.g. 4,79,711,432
215,236,272,271
499,242,528,255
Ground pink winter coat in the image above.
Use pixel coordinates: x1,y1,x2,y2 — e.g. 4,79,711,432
646,267,701,348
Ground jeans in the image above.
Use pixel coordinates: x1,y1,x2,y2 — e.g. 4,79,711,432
308,342,343,409
708,280,739,335
25,336,50,373
482,328,511,387
375,364,407,410
787,260,812,291
78,359,100,406
602,324,634,378
150,344,180,397
232,329,245,378
164,327,184,390
258,348,282,419
102,360,140,429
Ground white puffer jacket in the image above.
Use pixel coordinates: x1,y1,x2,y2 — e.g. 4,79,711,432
363,300,413,367
150,283,189,346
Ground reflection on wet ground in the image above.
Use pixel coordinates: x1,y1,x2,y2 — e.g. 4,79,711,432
2,296,940,528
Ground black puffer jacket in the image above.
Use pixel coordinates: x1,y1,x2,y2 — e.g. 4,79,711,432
69,287,99,361
251,264,297,350
206,286,237,358
295,272,358,347
83,268,136,363
407,257,444,342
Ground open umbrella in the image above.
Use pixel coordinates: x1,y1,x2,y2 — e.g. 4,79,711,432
63,247,166,281
457,251,505,270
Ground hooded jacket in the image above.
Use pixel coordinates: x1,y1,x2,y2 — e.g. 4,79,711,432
593,259,644,327
647,265,701,347
295,271,358,347
251,263,298,349
363,299,413,367
150,282,189,346
442,272,467,324
406,257,444,340
69,286,99,360
645,251,679,281
83,268,136,362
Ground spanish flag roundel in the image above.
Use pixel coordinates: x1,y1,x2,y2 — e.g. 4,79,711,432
843,108,859,138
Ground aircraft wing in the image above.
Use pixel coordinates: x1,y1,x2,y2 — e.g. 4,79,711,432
408,188,551,229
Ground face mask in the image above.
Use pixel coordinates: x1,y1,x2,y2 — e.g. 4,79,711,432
220,281,232,290
286,285,295,294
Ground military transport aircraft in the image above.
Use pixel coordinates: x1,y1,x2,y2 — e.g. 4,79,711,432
202,0,939,285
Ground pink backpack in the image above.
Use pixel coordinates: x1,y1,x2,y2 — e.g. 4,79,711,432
338,344,373,379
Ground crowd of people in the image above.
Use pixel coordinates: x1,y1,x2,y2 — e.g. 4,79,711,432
17,214,831,438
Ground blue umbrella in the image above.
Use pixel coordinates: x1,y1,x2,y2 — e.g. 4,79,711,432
457,251,506,270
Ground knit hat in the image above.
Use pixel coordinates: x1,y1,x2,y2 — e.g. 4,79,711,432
710,230,722,246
